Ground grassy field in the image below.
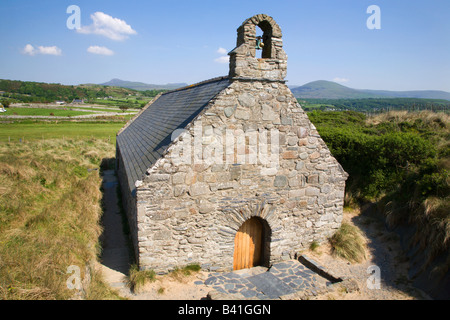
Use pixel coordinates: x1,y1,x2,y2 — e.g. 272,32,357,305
0,120,129,299
5,107,97,117
92,97,151,109
0,138,120,299
75,107,139,113
0,121,126,144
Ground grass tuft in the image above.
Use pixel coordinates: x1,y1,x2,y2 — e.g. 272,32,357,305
309,241,320,252
329,222,367,263
169,263,201,282
127,264,156,293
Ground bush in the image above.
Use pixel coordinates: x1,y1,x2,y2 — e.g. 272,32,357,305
310,111,442,200
310,110,449,271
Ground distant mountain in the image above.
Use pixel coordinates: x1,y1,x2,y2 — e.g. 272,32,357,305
291,81,378,99
291,80,450,100
100,78,188,91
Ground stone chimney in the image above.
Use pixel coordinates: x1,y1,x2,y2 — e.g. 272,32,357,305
228,14,287,82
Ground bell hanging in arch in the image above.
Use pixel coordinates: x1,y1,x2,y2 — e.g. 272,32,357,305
255,36,264,50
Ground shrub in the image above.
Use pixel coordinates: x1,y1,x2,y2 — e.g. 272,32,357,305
311,110,449,272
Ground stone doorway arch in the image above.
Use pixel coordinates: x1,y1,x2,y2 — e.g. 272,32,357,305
233,217,271,270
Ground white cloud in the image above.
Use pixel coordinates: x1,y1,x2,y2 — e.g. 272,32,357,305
22,44,62,56
87,45,114,56
77,12,137,41
333,77,349,83
214,56,229,64
22,44,36,56
217,47,227,55
37,46,62,56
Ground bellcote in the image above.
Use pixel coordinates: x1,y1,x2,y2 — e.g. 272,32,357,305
228,14,287,81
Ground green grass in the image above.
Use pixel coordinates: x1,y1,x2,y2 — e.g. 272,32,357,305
6,107,97,117
169,263,202,282
178,263,201,276
3,106,138,118
0,121,126,144
309,241,320,252
0,138,120,299
75,107,139,113
92,97,151,108
127,264,156,293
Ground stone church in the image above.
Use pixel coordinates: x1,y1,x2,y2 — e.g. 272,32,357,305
116,14,348,273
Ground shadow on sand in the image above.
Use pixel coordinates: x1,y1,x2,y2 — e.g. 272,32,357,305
351,203,430,299
98,158,134,276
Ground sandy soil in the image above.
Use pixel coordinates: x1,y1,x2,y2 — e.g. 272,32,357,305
306,207,430,300
127,271,211,300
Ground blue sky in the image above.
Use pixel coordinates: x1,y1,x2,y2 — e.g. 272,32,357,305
1,0,449,91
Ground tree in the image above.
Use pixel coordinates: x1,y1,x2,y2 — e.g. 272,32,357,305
2,100,11,108
119,105,129,113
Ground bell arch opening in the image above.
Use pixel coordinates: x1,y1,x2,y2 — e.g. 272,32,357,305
256,20,273,59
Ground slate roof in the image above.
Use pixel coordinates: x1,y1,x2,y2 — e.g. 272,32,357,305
117,76,230,191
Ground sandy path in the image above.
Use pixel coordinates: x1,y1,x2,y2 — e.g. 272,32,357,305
304,208,430,300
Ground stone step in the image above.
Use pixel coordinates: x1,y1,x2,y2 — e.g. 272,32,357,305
246,272,296,299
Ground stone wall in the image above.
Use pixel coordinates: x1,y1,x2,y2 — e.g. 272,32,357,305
134,80,348,273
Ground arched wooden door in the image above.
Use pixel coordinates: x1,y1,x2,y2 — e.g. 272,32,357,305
233,217,263,270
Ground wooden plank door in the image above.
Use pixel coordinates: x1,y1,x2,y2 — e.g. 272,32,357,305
233,217,263,270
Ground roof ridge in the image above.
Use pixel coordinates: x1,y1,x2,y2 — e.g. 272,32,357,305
161,76,229,95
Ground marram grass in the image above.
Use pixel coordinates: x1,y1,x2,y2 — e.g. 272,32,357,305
0,138,119,299
329,222,367,263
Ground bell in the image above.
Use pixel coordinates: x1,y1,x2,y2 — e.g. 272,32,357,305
255,36,264,50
